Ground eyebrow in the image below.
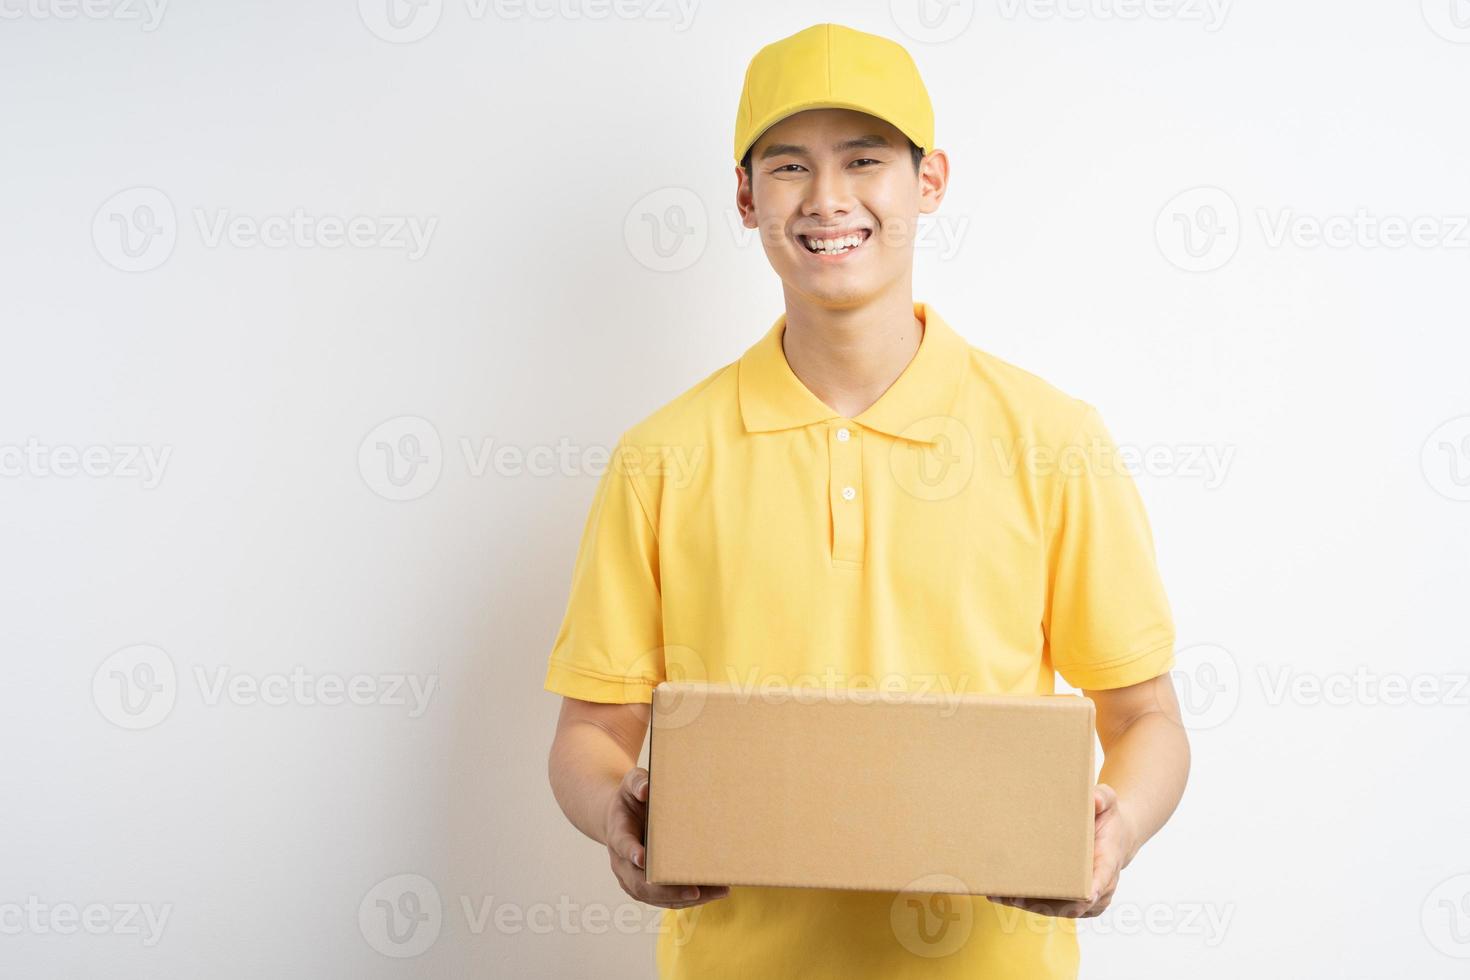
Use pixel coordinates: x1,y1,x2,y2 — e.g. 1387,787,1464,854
758,134,894,161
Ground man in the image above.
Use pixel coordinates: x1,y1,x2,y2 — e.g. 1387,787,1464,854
545,22,1189,978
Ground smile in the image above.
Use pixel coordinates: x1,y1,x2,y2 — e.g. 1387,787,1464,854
798,228,871,256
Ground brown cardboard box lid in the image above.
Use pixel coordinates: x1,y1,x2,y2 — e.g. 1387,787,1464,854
646,682,1094,900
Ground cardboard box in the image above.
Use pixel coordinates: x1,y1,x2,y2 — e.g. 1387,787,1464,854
645,681,1095,900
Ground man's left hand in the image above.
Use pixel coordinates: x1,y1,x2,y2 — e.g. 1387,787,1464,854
986,783,1134,919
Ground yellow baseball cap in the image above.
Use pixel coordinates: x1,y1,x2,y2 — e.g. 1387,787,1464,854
733,22,934,166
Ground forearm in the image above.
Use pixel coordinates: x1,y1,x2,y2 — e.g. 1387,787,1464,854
1097,711,1190,867
548,718,641,844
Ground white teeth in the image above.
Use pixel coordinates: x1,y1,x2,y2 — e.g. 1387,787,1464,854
803,232,865,253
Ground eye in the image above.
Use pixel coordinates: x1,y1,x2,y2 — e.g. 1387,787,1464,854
851,158,881,167
772,163,807,174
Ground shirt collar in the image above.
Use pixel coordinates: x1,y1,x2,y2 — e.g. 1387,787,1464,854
738,301,969,441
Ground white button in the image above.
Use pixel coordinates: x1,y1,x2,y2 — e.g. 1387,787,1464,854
841,486,856,501
836,427,851,442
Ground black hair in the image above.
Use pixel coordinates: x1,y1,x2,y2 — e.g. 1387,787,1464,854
742,138,926,183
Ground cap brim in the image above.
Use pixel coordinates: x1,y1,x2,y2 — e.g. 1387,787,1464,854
737,100,928,163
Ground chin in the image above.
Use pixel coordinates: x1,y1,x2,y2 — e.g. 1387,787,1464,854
792,279,883,309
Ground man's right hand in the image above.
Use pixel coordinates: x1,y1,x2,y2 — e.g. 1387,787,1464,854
605,766,731,909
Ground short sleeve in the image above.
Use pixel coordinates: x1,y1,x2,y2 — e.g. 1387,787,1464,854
543,439,665,704
1044,404,1176,691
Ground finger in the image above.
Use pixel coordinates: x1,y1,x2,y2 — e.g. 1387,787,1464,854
1086,855,1122,902
666,885,731,908
1094,782,1117,814
1035,899,1089,918
621,872,730,909
692,886,730,901
607,806,646,869
1080,891,1114,918
621,767,651,808
1090,838,1122,900
612,860,700,908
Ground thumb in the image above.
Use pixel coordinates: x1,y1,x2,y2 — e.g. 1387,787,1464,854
622,766,650,806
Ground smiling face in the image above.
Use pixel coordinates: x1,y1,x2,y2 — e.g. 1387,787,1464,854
737,107,947,310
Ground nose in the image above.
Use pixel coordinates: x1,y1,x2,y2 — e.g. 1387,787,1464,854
803,164,855,222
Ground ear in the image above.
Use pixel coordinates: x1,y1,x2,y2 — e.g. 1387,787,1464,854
736,163,758,228
917,148,950,215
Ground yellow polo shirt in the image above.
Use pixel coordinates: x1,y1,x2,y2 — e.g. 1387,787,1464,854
544,301,1175,978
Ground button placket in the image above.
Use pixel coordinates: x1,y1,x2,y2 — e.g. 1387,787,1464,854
829,421,864,565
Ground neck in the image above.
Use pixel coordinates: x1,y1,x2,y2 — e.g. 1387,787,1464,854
778,287,924,419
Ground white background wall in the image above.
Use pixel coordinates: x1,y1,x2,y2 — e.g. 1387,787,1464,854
2,1,1468,977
